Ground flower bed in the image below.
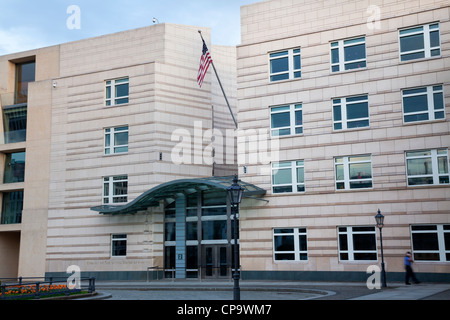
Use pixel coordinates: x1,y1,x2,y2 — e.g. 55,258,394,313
0,283,83,300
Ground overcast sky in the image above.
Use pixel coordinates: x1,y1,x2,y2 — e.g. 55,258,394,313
0,0,258,55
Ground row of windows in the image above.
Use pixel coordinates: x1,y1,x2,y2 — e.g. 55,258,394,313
274,224,450,262
272,149,449,193
269,22,441,82
270,84,445,137
111,223,450,262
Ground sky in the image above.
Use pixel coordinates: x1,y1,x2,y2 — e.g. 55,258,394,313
0,0,259,55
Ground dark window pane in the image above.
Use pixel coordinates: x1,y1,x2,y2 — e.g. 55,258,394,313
270,73,289,82
403,95,428,113
165,222,175,241
274,235,294,251
347,120,369,128
295,110,303,126
353,234,376,251
333,106,342,121
293,54,301,70
344,43,365,61
408,177,433,185
414,252,440,261
299,235,307,251
1,191,23,224
349,181,372,189
274,229,294,234
433,92,444,110
202,220,227,240
186,222,198,240
412,233,439,250
347,102,368,119
271,112,290,129
430,31,440,47
407,158,432,175
400,33,424,52
3,105,27,144
202,190,226,206
115,83,129,98
275,253,295,260
339,234,348,250
404,114,429,123
354,253,377,260
345,61,366,70
331,48,339,63
270,57,289,74
15,61,35,104
401,51,425,61
3,152,25,183
186,246,198,269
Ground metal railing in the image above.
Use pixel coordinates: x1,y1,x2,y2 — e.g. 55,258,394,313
0,276,95,300
146,265,240,282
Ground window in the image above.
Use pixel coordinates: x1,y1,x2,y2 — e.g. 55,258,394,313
103,175,128,204
338,226,377,261
111,234,127,257
273,228,307,261
330,37,366,72
399,23,440,61
335,155,373,190
270,104,303,136
2,104,27,144
272,160,305,193
3,151,25,183
1,191,23,224
105,126,128,154
269,48,301,82
333,95,369,130
406,149,449,186
106,78,129,106
411,225,450,262
402,85,445,123
15,61,35,104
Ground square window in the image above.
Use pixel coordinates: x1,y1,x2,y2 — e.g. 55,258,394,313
330,37,366,72
335,155,372,190
272,160,305,194
269,48,301,82
333,95,369,131
103,175,128,204
399,23,440,61
402,85,445,123
273,228,308,261
406,149,449,186
105,126,129,155
106,77,129,106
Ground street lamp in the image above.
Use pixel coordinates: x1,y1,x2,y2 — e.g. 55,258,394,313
375,209,387,288
227,175,244,300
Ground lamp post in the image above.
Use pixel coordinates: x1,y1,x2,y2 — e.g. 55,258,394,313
227,175,244,300
375,209,387,288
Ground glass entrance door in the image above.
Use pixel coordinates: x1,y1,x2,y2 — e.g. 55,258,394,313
202,245,229,279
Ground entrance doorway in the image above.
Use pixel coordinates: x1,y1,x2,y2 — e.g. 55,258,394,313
202,245,230,279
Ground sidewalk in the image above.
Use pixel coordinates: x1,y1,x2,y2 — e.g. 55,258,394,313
90,280,450,300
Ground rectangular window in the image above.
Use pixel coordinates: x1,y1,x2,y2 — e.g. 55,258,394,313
15,60,35,104
111,234,127,257
402,85,445,123
106,77,129,106
270,104,303,136
338,226,377,261
3,151,25,183
273,228,308,261
406,149,449,186
2,104,27,144
333,95,369,130
411,225,450,262
104,126,129,155
269,48,301,82
1,191,23,224
103,175,128,204
335,155,373,190
272,160,305,193
330,37,366,72
399,23,440,61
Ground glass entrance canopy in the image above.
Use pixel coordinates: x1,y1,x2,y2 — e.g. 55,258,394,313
90,176,266,215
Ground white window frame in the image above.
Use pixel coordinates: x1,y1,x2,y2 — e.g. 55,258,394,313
269,48,301,82
103,175,128,204
104,126,129,155
335,155,373,190
330,37,366,72
270,103,303,137
333,95,369,130
399,23,441,61
411,225,450,262
338,226,377,261
271,160,305,194
273,228,308,261
406,149,450,186
402,85,445,123
111,234,127,257
106,77,129,106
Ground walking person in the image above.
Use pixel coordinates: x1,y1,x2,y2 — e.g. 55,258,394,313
404,251,420,285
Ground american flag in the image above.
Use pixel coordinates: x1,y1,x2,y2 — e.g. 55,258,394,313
197,40,212,87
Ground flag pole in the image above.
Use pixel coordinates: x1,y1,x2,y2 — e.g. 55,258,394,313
198,30,238,129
